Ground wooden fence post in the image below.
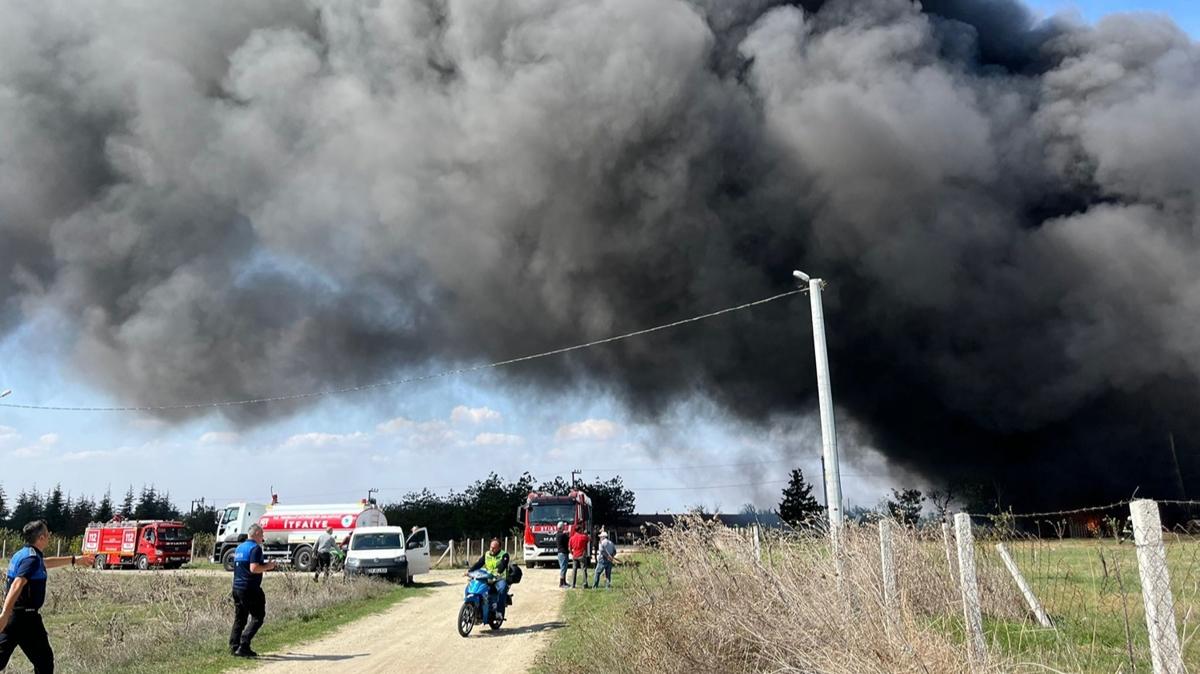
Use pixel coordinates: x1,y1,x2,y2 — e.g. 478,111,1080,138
1130,499,1185,674
879,519,898,617
954,513,987,670
995,543,1052,627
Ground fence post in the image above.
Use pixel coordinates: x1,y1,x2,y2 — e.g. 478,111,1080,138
190,538,196,563
2,540,6,559
941,521,957,588
995,543,1052,628
879,519,898,617
56,540,61,557
752,524,762,562
954,513,987,670
1130,499,1185,674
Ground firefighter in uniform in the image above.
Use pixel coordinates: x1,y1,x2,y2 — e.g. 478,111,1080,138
467,538,510,619
1,520,93,673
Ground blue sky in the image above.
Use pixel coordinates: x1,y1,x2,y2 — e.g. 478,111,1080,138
1,0,1194,520
1026,0,1198,35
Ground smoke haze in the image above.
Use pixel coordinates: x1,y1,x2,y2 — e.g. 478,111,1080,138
2,0,1199,507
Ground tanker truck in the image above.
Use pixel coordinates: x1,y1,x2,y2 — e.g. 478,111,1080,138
212,496,387,572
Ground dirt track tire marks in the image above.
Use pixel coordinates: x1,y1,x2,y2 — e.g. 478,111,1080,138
239,568,566,673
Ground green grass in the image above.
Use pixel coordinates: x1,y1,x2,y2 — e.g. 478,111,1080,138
978,537,1200,672
534,554,655,674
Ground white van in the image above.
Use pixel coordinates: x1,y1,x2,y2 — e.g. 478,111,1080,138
344,526,431,585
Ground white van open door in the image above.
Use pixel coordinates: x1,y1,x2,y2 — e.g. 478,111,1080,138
405,527,431,576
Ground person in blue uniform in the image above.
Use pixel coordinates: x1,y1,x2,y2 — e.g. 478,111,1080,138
229,524,277,658
1,520,94,673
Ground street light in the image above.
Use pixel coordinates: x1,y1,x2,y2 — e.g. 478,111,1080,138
0,389,11,399
793,270,843,541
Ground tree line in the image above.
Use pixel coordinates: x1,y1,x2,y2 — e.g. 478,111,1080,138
0,474,637,544
0,484,215,538
381,473,636,541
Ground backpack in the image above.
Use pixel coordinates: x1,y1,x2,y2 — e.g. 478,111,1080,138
506,563,523,585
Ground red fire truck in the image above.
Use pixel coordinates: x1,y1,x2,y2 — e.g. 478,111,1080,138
517,489,592,567
82,518,193,570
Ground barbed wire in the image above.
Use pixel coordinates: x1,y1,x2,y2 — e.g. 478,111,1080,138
0,288,806,413
964,498,1200,520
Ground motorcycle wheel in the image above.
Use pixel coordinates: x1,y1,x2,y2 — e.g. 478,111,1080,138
488,611,503,631
457,602,476,638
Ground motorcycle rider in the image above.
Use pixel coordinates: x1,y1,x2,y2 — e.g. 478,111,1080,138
467,538,510,619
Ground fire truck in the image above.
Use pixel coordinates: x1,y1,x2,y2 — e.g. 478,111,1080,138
517,489,593,567
212,496,388,572
83,518,193,570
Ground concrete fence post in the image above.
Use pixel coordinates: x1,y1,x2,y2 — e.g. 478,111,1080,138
954,513,987,671
1130,499,1185,674
2,540,6,559
941,521,957,589
752,524,762,562
995,543,1052,628
879,519,898,617
56,540,61,557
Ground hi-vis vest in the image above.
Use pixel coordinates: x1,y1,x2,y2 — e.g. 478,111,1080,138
484,550,507,576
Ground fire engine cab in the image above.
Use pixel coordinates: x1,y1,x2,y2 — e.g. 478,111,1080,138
517,489,592,566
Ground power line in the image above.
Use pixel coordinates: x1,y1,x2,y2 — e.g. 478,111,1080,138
0,288,806,413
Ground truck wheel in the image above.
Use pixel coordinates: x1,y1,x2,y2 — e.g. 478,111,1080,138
292,545,314,571
93,555,107,570
221,548,237,572
135,555,149,571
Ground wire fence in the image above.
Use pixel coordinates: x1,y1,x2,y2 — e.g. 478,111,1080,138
587,498,1198,673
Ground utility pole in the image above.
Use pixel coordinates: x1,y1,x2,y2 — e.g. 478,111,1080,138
794,270,843,545
570,470,581,489
367,487,379,504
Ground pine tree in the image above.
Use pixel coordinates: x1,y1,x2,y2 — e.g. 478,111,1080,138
95,490,115,523
886,488,925,527
0,484,9,530
43,484,68,533
778,468,825,527
68,495,96,535
9,489,42,529
119,486,136,519
134,485,156,520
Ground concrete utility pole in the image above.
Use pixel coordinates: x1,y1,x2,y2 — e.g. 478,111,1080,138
794,270,843,539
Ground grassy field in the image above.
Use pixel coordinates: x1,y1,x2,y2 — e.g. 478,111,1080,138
978,537,1200,672
535,534,1199,673
3,569,424,674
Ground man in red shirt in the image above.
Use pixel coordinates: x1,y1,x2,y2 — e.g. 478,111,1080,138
567,527,590,589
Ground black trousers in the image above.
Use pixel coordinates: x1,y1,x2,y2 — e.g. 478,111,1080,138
314,552,332,579
0,611,54,673
570,557,589,587
229,587,266,651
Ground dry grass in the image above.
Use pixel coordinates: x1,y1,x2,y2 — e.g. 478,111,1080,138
552,516,1199,674
556,516,986,673
4,569,402,674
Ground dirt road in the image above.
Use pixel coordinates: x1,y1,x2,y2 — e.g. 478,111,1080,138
240,567,565,674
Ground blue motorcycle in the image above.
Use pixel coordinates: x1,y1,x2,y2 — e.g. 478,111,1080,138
457,569,508,637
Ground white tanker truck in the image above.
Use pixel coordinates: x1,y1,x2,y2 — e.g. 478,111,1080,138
212,497,394,572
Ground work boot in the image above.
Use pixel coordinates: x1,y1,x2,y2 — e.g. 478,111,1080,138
234,647,258,658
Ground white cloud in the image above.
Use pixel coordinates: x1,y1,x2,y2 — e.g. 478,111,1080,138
282,432,370,450
555,418,621,442
450,405,501,425
11,433,58,458
0,425,19,446
473,432,524,447
199,431,240,446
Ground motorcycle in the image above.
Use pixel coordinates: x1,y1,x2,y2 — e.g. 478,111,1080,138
457,569,510,637
329,545,346,574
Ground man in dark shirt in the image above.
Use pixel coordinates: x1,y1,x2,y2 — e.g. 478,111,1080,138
229,523,277,658
555,522,570,589
1,520,94,673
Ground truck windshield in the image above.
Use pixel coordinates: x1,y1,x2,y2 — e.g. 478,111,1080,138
159,527,188,541
529,504,575,524
222,507,240,524
352,533,403,550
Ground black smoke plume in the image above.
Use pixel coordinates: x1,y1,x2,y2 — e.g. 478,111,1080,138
3,0,1199,508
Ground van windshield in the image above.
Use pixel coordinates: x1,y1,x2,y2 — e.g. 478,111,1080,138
352,533,403,550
